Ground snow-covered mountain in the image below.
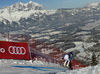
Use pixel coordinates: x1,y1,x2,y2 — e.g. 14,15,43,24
1,1,44,11
1,2,100,27
0,1,56,23
84,3,100,8
1,1,100,43
0,2,100,73
0,2,100,65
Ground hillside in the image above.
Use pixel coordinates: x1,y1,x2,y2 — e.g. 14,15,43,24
0,1,100,65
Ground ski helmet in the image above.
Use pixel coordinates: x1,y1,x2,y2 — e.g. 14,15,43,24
69,52,73,55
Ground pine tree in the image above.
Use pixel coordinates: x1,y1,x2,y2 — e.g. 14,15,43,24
91,53,98,66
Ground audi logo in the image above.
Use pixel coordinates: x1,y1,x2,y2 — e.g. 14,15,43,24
8,46,26,55
0,48,5,53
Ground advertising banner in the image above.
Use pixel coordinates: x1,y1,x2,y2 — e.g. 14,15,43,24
0,41,30,60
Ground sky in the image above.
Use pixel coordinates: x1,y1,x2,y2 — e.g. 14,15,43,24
0,0,100,10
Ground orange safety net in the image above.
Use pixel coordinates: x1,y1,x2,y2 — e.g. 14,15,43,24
72,59,88,69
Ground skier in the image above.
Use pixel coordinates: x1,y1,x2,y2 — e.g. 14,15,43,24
62,52,73,70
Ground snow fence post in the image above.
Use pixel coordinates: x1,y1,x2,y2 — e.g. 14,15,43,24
43,42,46,62
28,43,32,60
50,44,52,63
35,40,38,60
32,39,35,60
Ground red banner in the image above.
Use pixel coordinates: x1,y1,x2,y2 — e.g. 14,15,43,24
0,41,30,60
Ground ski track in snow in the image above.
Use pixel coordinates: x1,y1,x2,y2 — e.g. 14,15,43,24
0,59,100,74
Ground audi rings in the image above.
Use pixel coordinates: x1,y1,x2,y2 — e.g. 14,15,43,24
8,46,26,55
0,48,5,53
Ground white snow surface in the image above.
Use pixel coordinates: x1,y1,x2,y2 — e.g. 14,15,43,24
57,64,100,74
0,10,56,23
65,41,96,60
65,42,95,53
81,20,100,30
85,3,99,8
0,1,56,23
0,59,100,74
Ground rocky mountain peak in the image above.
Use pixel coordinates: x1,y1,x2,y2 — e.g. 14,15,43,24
25,1,44,10
84,3,100,8
1,1,44,12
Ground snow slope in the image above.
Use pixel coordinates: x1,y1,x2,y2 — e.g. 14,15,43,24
57,64,100,74
0,1,56,23
65,41,95,59
65,42,95,53
0,59,100,74
0,59,67,74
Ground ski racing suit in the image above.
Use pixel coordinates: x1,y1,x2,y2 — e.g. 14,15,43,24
63,54,73,68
